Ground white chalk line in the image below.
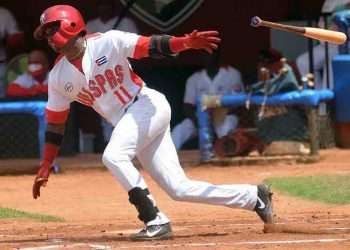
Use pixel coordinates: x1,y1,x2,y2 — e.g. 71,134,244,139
19,243,112,250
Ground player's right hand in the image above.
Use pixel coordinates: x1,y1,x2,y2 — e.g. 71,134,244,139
32,160,51,199
184,30,221,53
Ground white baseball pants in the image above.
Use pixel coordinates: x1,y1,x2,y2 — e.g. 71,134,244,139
102,87,258,222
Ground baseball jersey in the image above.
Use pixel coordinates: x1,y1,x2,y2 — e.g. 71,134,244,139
86,16,139,33
184,66,244,105
47,30,144,125
0,7,20,61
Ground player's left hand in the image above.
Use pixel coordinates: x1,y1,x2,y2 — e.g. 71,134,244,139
32,161,51,199
184,30,221,53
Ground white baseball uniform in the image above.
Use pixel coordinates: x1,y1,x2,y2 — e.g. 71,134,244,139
46,30,258,225
0,7,21,97
171,66,243,150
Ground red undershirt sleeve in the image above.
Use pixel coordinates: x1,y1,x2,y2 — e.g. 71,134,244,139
132,36,151,59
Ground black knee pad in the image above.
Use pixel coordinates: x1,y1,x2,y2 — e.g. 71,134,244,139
128,187,159,223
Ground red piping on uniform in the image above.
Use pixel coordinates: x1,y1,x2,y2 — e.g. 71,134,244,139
54,54,65,65
86,32,101,39
69,57,84,74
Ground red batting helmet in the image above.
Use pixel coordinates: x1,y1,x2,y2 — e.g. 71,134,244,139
34,5,86,48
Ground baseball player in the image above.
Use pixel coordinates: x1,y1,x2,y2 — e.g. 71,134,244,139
32,5,274,241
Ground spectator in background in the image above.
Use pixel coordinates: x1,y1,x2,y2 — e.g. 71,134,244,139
7,50,49,98
171,47,244,150
296,0,350,90
86,0,139,148
86,0,139,34
0,6,25,98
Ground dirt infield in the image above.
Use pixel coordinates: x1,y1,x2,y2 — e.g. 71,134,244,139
0,149,350,249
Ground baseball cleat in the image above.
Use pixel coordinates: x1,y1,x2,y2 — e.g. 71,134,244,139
129,223,173,241
255,184,274,224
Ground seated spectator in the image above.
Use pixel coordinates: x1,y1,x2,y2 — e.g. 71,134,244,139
296,0,350,90
7,50,49,98
171,47,244,150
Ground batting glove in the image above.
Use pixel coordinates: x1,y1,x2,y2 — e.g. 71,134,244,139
32,160,51,199
184,30,221,53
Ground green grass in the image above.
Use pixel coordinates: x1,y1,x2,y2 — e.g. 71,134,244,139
0,207,64,222
265,175,350,204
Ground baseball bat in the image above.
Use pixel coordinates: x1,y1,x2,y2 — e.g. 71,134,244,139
251,16,347,45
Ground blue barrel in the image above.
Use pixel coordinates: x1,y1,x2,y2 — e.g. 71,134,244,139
333,55,350,122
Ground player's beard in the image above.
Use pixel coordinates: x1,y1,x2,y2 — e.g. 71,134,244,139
48,36,86,60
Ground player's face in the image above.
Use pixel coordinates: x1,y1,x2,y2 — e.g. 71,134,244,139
45,29,81,57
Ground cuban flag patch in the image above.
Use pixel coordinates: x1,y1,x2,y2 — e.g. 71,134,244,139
96,56,107,66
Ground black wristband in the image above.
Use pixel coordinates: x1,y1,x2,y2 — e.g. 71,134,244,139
149,35,175,58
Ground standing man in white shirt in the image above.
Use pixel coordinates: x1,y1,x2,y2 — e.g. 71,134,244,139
171,48,244,150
